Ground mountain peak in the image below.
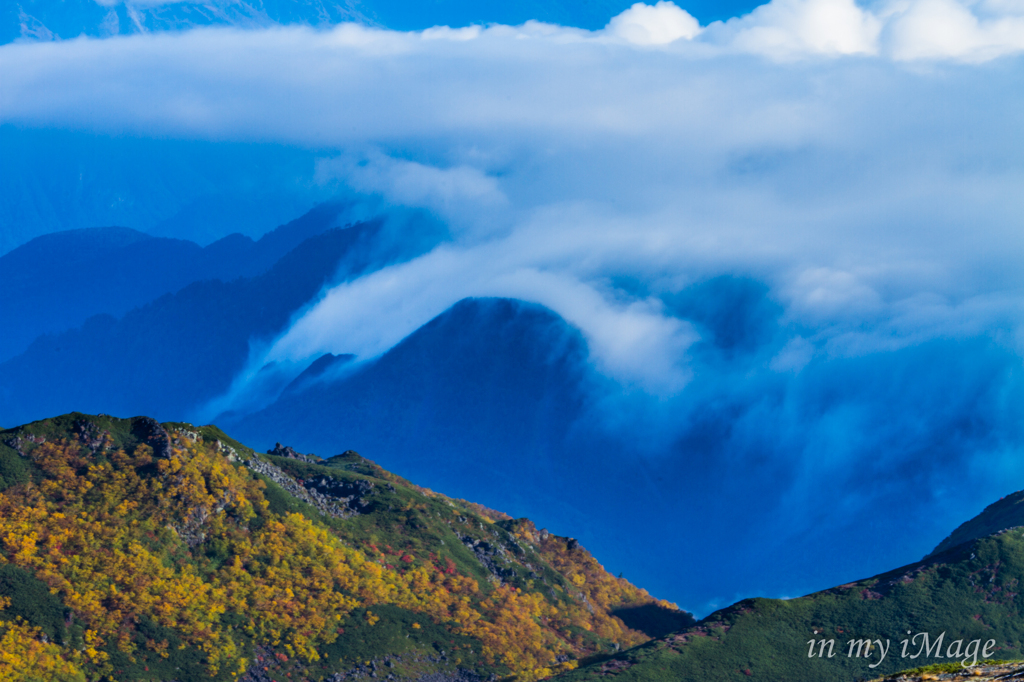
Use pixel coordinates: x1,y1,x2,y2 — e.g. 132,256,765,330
927,490,1024,559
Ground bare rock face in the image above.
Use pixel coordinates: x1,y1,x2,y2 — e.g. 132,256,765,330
870,661,1024,681
303,475,376,509
245,454,356,519
413,672,489,682
459,535,520,583
130,416,171,458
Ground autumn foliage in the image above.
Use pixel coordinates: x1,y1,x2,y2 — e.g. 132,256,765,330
0,416,682,681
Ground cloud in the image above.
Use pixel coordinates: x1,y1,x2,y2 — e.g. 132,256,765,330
883,0,1024,61
316,153,509,236
606,1,703,44
712,0,881,56
259,231,699,394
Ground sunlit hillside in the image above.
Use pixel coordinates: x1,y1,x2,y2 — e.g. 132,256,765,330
0,413,690,682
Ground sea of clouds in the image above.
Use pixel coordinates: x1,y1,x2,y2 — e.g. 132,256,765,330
3,0,1024,611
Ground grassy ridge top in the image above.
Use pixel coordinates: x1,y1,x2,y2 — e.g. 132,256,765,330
929,491,1024,558
558,524,1024,682
0,413,687,682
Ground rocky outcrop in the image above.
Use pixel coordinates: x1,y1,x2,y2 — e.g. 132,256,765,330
460,535,519,583
267,442,320,464
303,474,382,512
870,661,1024,681
130,416,172,458
244,454,356,519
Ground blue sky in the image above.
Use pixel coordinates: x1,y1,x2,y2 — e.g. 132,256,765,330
3,0,1024,614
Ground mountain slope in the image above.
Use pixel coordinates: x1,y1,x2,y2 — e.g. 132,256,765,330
225,297,714,618
557,507,1024,682
0,203,347,363
0,412,687,681
928,491,1024,558
226,297,593,496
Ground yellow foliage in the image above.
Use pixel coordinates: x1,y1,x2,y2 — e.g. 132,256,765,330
0,430,662,681
0,618,84,682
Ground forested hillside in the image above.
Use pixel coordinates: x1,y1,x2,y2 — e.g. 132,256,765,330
0,413,688,682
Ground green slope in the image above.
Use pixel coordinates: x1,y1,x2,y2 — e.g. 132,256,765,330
929,491,1024,558
559,515,1024,682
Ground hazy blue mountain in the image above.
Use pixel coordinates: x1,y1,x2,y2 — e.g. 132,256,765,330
0,127,332,255
0,203,351,362
224,297,678,596
224,297,595,486
4,0,765,45
0,213,445,425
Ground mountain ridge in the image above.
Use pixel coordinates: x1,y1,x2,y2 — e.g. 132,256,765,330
928,490,1024,559
556,505,1024,682
0,202,348,363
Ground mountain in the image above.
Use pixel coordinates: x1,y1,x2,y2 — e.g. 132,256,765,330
222,297,689,605
0,212,444,426
0,203,348,363
556,503,1024,682
226,296,1012,621
225,297,594,504
0,127,333,254
4,416,1023,682
0,412,690,681
928,491,1024,558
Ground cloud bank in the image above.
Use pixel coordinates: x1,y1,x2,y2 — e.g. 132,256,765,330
3,0,1024,610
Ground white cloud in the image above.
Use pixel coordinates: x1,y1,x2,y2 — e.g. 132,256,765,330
715,0,882,56
700,0,1024,59
786,267,884,317
606,1,702,44
261,222,699,395
2,10,1024,400
883,0,1024,61
316,153,509,236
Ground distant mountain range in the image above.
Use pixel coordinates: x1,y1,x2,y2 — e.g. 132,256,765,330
222,297,595,516
0,128,332,255
0,203,356,363
0,203,446,423
2,201,1019,617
